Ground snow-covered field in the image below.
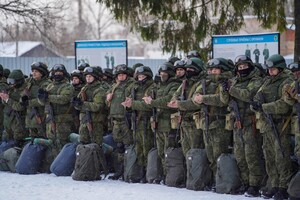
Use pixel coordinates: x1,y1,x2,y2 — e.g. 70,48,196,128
0,171,263,200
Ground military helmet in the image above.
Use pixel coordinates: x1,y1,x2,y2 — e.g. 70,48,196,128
287,62,299,72
135,66,153,78
52,64,68,76
265,54,286,69
167,56,180,65
187,50,201,58
113,64,129,76
93,66,103,78
7,69,24,85
31,62,49,77
83,66,99,79
78,63,90,71
0,64,3,76
103,68,113,79
185,57,205,72
207,58,231,71
174,59,186,70
71,69,84,82
132,63,144,72
3,68,10,78
158,62,175,77
234,55,254,67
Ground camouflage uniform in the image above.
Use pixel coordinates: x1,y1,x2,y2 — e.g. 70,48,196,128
23,63,51,138
192,60,233,177
2,70,27,146
0,65,7,136
130,70,156,171
148,64,180,175
252,62,293,193
38,67,74,153
226,57,264,192
107,65,135,179
75,79,106,146
173,58,207,156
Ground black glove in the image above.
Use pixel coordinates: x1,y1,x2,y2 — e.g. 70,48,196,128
221,80,229,92
21,95,29,107
37,88,48,101
71,97,83,106
250,101,262,111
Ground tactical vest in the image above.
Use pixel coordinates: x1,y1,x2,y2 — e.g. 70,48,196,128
109,80,132,118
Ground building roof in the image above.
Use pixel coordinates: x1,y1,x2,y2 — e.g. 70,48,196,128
0,41,46,57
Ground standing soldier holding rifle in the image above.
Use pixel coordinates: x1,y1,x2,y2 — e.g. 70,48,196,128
106,64,135,180
121,65,156,183
168,57,206,156
21,62,51,140
0,70,27,147
37,64,74,155
250,54,294,200
222,55,264,197
142,63,181,183
191,58,233,190
72,66,107,146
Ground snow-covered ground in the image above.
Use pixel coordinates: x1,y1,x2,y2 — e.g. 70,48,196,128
0,171,262,200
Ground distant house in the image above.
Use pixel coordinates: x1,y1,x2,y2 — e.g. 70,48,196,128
0,41,60,57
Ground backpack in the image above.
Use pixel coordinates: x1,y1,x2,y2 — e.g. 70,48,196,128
0,147,22,172
15,142,46,174
288,171,300,198
186,148,212,190
123,145,144,183
0,140,15,153
165,147,186,188
72,143,103,181
50,143,77,176
146,147,163,183
215,153,241,194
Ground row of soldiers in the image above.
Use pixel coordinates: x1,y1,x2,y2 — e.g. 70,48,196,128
0,52,299,200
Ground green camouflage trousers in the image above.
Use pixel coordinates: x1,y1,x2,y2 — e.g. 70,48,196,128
112,119,133,145
134,122,154,168
262,126,293,189
295,127,300,160
29,126,46,138
204,127,232,176
79,122,103,146
180,120,204,156
233,125,264,186
47,121,73,151
156,131,171,175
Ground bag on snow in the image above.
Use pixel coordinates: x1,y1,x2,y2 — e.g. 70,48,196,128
0,147,22,172
146,147,163,183
50,143,77,176
124,145,144,183
215,153,241,194
165,147,186,188
72,143,106,181
0,140,15,154
186,148,212,190
15,142,46,174
288,171,300,198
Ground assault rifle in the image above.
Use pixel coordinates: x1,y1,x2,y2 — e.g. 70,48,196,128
29,107,43,125
295,82,300,132
83,109,94,142
176,79,187,142
151,89,157,147
228,99,245,147
131,88,137,142
45,103,56,138
258,92,284,156
201,79,209,143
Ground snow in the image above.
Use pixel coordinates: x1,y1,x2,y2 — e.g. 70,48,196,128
0,171,262,200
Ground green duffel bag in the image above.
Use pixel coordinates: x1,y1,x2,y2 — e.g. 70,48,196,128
288,171,300,199
0,147,22,172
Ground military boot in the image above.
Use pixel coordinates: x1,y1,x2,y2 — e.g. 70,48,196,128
273,188,289,200
108,163,124,180
245,186,261,197
261,187,279,199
